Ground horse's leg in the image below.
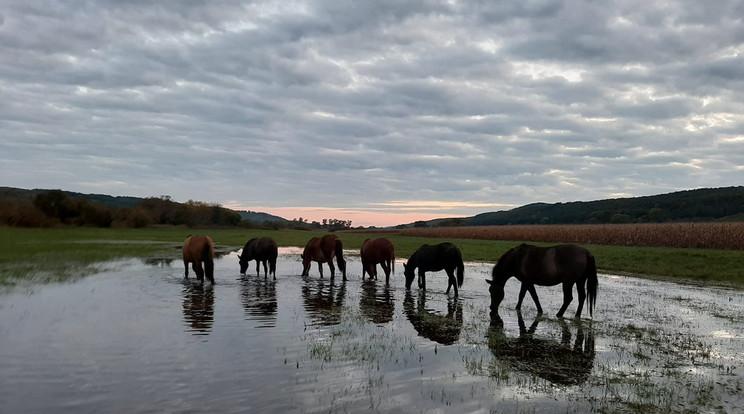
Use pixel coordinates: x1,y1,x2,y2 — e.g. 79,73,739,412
318,262,324,278
527,284,543,314
263,260,269,278
194,262,204,283
184,260,189,278
420,270,426,290
575,278,587,319
516,283,527,310
361,259,366,280
445,268,458,296
382,261,391,285
255,260,260,277
328,259,335,280
556,282,574,318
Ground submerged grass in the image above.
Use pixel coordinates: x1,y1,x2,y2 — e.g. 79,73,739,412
2,226,744,286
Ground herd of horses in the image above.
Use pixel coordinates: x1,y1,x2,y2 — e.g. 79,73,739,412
182,234,599,323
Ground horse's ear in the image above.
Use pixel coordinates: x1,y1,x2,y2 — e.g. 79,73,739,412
485,279,492,285
403,262,407,269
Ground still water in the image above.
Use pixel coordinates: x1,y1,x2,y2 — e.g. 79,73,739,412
1,250,743,413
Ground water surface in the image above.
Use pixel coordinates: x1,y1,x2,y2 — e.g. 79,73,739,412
1,251,743,413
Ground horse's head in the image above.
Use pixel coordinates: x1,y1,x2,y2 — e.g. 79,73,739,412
486,255,509,323
301,253,310,276
403,262,416,289
238,256,249,275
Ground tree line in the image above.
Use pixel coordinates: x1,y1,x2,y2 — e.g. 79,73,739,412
0,191,241,228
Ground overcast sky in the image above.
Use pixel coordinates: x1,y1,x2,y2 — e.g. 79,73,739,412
1,1,743,226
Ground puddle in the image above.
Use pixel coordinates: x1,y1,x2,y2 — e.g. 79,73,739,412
1,252,743,412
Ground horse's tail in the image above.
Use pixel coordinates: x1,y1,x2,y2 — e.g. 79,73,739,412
335,239,346,276
586,253,597,317
203,238,215,283
456,256,465,288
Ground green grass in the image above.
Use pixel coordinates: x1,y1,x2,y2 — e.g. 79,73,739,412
1,226,744,287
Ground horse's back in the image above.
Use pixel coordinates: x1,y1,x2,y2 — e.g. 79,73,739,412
521,244,590,283
183,235,213,262
362,238,394,262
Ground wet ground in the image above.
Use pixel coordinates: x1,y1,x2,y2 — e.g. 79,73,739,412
1,249,743,413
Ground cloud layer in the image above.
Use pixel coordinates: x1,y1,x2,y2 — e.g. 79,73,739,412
1,1,743,225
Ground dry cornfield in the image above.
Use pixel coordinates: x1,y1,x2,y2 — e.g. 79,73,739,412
400,222,744,250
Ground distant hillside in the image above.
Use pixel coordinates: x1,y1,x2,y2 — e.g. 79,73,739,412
0,187,288,224
0,187,142,209
405,187,744,227
236,210,288,224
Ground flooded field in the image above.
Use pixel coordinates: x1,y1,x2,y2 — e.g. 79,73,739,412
1,249,743,413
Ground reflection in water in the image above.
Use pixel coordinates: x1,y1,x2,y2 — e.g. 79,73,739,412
182,283,215,335
403,292,463,345
301,277,346,326
240,276,277,328
143,257,174,267
488,313,595,386
359,280,394,324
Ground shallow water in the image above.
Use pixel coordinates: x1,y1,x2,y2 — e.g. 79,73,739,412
1,251,743,413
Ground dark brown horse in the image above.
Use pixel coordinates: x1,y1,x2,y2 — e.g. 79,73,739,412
486,244,597,322
403,242,464,296
183,235,215,284
301,234,347,280
360,238,395,284
239,237,278,279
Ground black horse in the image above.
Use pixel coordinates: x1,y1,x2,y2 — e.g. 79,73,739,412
486,244,597,322
487,312,595,386
239,237,278,279
403,242,464,296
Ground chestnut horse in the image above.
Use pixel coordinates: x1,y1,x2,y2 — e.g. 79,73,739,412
486,243,597,323
301,234,347,280
239,237,278,279
360,238,395,284
183,235,215,284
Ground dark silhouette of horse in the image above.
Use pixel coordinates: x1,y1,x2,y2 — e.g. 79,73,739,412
359,279,394,324
182,283,214,335
240,277,277,328
301,234,347,280
183,235,215,284
486,244,597,323
301,277,346,326
403,291,463,345
239,237,278,278
487,312,595,386
360,238,395,284
403,242,464,296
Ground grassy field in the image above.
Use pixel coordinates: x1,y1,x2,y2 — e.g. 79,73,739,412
1,226,744,287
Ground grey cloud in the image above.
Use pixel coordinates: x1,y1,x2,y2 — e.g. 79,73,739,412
1,0,742,224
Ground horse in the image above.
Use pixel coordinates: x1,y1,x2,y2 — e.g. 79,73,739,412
183,235,215,284
301,234,347,280
403,242,464,296
239,237,278,279
487,312,595,386
360,238,395,284
486,243,597,322
403,291,462,345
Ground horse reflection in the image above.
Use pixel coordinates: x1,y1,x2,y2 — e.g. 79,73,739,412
359,280,394,324
403,292,463,345
301,277,346,326
487,312,595,386
182,283,215,335
240,277,277,327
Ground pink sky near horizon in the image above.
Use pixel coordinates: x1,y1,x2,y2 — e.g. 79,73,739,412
251,207,465,227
